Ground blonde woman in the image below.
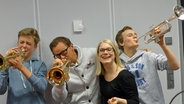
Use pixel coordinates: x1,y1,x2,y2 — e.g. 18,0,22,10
96,39,139,104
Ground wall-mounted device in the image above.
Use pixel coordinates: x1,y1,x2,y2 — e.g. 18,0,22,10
73,20,84,33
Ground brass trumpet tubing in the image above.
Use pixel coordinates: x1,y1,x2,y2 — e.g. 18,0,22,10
137,18,172,42
138,5,184,44
0,49,25,71
143,20,171,44
167,15,177,23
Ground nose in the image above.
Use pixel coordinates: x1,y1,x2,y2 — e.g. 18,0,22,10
22,43,27,47
133,33,137,38
60,55,67,59
19,43,26,51
102,50,109,54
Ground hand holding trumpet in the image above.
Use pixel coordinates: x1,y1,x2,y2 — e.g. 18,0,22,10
6,47,25,70
0,47,25,71
53,58,65,67
138,5,184,44
150,27,166,46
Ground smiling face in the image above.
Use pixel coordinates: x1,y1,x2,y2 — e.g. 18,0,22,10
96,39,123,75
98,42,115,65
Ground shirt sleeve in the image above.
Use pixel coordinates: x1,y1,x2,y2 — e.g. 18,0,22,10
28,61,48,94
0,69,9,94
52,83,68,102
147,52,169,71
155,54,169,71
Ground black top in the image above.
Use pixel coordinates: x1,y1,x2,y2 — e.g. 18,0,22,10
100,69,139,104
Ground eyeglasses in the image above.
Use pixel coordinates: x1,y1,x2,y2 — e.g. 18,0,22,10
54,47,69,59
99,47,113,53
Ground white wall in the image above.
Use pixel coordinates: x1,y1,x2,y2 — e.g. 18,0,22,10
0,0,182,104
38,0,113,68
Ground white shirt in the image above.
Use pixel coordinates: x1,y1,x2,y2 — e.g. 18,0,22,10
52,46,100,104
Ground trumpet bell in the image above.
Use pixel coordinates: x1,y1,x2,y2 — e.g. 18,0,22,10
0,54,6,71
174,5,184,19
47,67,65,86
46,60,71,86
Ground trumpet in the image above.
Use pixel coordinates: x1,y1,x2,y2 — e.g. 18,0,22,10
46,59,71,86
0,48,25,71
138,5,184,44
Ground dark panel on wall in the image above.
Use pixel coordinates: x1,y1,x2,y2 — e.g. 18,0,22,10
182,0,184,40
180,1,184,104
181,0,184,58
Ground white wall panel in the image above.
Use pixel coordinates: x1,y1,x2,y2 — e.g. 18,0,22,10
38,0,112,68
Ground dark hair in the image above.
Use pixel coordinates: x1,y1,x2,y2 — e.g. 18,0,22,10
49,36,72,52
18,28,40,45
115,26,133,49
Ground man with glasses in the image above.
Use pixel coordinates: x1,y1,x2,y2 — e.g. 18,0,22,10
48,36,100,104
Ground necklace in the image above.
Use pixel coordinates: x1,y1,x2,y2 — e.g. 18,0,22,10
20,60,32,88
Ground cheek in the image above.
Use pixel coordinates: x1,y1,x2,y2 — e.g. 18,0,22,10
124,38,132,45
26,45,36,53
98,54,102,59
17,43,23,48
98,54,105,61
125,38,132,43
111,53,116,60
66,50,74,60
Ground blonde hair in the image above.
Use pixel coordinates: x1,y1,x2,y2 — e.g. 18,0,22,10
18,28,40,45
96,39,123,76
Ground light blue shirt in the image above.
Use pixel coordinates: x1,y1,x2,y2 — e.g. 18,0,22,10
120,50,168,104
0,58,48,104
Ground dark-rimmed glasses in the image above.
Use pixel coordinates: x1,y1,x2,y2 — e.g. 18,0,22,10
54,47,69,59
99,47,113,53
